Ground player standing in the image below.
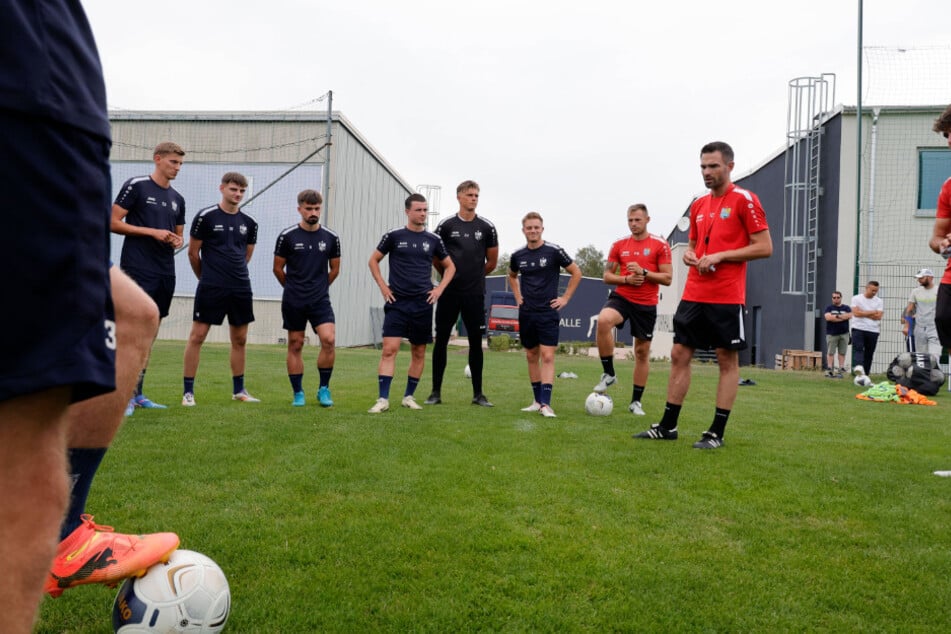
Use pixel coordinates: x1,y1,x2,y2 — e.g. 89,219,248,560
111,141,186,413
634,141,772,448
182,172,260,405
509,212,582,418
368,194,455,413
426,180,499,407
273,190,341,407
928,103,951,354
592,204,672,416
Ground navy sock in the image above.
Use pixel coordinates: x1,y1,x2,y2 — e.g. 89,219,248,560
531,381,542,403
184,377,195,395
318,367,333,388
233,375,245,394
135,369,146,397
404,376,420,397
378,375,393,399
540,383,553,406
61,448,107,539
289,373,303,393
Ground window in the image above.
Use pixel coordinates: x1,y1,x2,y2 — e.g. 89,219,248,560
918,148,951,214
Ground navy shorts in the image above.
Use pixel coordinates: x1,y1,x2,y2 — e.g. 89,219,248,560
125,269,175,318
0,111,115,403
673,300,746,351
382,297,433,345
193,284,255,326
603,292,657,341
282,298,335,332
519,309,560,349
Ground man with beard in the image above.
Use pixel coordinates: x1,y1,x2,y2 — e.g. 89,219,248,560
904,269,940,357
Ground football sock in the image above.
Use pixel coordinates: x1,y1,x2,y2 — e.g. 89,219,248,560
62,447,107,539
135,369,146,397
600,356,615,377
540,383,553,406
632,384,645,403
404,376,420,397
233,375,245,394
318,367,333,388
710,407,730,439
659,402,682,430
289,373,303,393
378,375,393,399
531,381,542,404
468,334,484,395
184,377,195,395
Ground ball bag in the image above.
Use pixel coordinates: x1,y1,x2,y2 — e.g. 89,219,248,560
887,352,944,396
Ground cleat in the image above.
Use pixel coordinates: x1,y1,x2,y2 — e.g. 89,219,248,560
181,392,196,407
593,373,617,393
693,430,724,449
232,390,260,403
471,393,494,407
538,404,557,418
401,395,423,410
317,386,334,407
629,401,645,416
124,399,135,417
45,514,179,598
133,394,167,409
423,392,442,405
368,397,390,413
633,424,678,440
521,402,542,412
292,391,305,407
853,365,865,377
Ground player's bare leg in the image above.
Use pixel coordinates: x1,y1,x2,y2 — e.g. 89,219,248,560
315,322,336,406
0,388,70,632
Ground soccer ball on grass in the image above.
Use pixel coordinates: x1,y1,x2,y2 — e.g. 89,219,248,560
584,392,613,416
113,549,230,633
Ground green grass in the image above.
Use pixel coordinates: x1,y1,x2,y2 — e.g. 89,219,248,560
36,341,951,633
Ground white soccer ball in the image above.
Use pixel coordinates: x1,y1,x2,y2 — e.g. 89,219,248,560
113,549,230,633
464,364,472,379
853,375,872,388
584,392,613,416
897,353,913,369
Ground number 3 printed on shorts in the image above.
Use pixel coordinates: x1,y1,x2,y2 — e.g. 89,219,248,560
104,319,117,350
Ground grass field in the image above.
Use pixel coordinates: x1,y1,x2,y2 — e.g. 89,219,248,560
36,340,951,633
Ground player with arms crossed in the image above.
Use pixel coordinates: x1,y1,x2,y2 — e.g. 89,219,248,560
592,203,672,416
368,194,456,413
111,141,186,413
273,189,341,407
509,212,582,418
634,141,772,449
426,180,499,407
182,172,260,405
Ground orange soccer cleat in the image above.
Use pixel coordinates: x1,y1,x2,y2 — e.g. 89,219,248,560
45,514,180,598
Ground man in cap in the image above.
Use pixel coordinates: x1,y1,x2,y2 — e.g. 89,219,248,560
903,268,941,357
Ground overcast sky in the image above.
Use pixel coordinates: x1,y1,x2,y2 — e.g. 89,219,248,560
84,0,948,258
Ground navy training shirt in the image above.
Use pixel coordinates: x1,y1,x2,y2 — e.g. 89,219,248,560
510,242,573,312
115,176,186,277
375,226,448,298
190,206,258,289
274,224,341,305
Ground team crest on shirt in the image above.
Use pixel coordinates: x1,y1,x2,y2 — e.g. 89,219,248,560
422,241,431,252
540,257,548,267
171,201,178,212
239,225,248,235
474,230,483,241
720,208,732,219
644,248,651,256
318,240,327,252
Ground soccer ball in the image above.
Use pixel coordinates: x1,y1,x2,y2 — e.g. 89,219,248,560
584,392,613,416
896,353,913,369
854,374,872,388
463,364,472,379
113,549,230,633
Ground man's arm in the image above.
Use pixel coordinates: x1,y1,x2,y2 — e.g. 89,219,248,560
484,246,499,275
369,250,394,303
188,238,202,279
273,255,287,287
245,244,255,264
552,262,582,309
428,257,456,304
929,216,951,254
698,229,773,273
328,257,341,286
508,268,522,306
110,203,183,248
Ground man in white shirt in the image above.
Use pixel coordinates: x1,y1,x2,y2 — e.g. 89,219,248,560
851,281,884,375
